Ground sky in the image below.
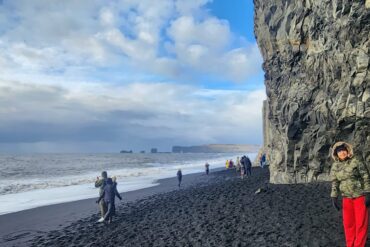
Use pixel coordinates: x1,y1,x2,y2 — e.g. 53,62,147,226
0,0,265,153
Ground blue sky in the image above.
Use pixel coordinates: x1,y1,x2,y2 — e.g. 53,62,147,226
208,0,255,42
0,0,265,153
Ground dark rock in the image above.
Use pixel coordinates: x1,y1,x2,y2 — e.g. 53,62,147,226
254,188,267,194
255,0,370,183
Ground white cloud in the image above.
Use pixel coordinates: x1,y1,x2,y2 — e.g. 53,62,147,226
100,28,156,61
0,0,262,83
167,16,230,51
222,45,263,81
165,16,262,82
8,43,61,69
0,0,265,152
100,8,116,27
175,0,211,15
0,79,265,151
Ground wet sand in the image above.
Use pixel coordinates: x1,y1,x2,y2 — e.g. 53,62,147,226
25,167,363,247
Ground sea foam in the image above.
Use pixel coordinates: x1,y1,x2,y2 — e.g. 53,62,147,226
0,153,256,215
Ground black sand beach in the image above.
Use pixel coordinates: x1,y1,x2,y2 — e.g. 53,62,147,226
4,167,370,246
0,170,218,247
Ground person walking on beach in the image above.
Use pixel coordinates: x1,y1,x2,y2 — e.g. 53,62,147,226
111,176,122,218
225,159,229,169
177,169,182,188
241,156,247,178
95,171,108,221
330,141,370,247
236,156,241,174
205,162,210,175
97,178,121,223
240,156,246,179
229,159,234,169
245,156,252,177
260,153,266,168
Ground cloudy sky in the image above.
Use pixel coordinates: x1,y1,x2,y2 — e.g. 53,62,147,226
0,0,265,153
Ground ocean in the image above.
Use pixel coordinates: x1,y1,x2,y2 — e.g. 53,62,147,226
0,152,256,215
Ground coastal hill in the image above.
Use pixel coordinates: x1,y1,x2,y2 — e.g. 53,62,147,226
255,0,370,183
172,144,260,153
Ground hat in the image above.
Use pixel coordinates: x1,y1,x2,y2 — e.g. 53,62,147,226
334,145,348,154
331,141,353,161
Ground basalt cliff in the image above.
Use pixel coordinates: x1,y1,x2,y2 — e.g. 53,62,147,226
254,0,370,183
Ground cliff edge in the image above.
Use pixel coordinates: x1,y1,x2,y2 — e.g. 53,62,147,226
254,0,370,183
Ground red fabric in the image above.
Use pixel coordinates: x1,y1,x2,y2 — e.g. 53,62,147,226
342,196,369,247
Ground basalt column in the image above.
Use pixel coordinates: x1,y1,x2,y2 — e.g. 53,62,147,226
254,0,370,183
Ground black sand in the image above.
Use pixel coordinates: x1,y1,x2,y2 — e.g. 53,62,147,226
0,170,215,247
24,167,366,247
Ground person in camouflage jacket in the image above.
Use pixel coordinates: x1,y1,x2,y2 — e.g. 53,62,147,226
95,171,108,221
330,141,370,247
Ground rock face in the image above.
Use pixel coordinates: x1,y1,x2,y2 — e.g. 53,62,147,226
254,0,370,183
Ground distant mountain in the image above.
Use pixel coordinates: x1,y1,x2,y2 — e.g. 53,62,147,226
172,144,260,153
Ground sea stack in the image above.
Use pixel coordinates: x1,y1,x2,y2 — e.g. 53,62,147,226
254,0,370,183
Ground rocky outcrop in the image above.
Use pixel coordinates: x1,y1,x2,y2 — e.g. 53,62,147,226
172,144,260,153
254,0,370,183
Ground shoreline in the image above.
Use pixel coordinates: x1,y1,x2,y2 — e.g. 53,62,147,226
0,152,250,216
0,168,219,247
29,167,350,247
3,166,356,246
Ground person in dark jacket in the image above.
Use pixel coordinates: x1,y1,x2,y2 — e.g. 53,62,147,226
240,157,245,179
205,162,210,175
95,171,108,221
177,169,182,188
245,156,252,177
240,156,246,179
229,159,234,168
111,176,122,217
97,177,121,223
260,153,266,168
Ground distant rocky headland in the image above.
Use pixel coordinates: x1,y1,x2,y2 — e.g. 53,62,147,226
172,144,260,153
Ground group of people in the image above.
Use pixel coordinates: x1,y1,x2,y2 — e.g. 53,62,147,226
240,155,252,179
94,171,122,223
237,156,252,179
176,162,211,188
92,142,370,246
225,159,234,168
225,156,252,179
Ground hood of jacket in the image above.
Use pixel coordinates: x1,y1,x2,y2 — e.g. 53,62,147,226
331,141,354,161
